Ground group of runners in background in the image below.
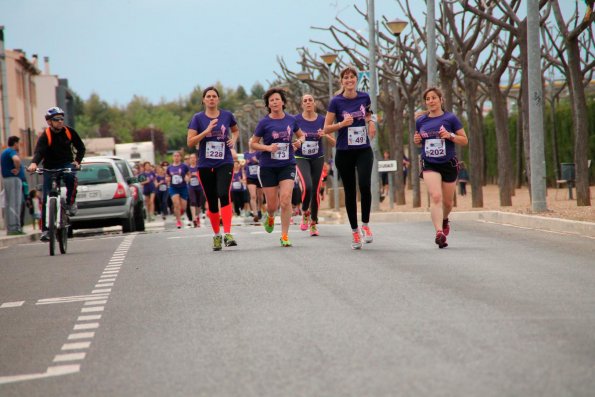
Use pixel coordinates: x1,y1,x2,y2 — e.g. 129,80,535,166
137,65,468,251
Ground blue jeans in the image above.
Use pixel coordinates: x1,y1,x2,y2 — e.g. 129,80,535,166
41,163,77,231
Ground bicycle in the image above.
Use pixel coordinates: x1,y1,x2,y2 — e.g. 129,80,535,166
35,168,74,256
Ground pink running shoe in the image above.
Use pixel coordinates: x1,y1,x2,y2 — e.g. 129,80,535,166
361,225,373,243
300,211,310,231
442,218,450,236
435,230,448,248
351,230,362,250
176,220,182,229
309,222,319,236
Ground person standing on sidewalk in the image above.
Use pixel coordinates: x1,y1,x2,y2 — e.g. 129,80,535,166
1,136,24,235
28,107,86,242
413,87,468,248
323,66,376,250
295,94,335,237
187,86,239,251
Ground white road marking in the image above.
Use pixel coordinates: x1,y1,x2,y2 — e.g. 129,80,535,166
67,332,95,340
95,283,114,288
77,314,102,321
80,306,104,313
98,278,116,283
92,289,111,294
61,342,91,350
36,294,109,305
53,352,86,362
84,300,107,306
1,301,25,308
73,322,99,330
0,365,80,385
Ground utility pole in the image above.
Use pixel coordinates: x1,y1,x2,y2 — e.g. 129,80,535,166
368,0,381,211
426,0,437,87
527,0,547,212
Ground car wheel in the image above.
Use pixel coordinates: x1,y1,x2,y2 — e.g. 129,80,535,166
122,210,135,233
134,203,145,232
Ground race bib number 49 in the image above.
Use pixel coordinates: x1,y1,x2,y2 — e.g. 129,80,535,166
206,141,225,160
347,126,367,146
424,139,446,158
271,143,290,160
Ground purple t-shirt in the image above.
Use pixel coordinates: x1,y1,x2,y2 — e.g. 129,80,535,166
243,152,260,180
142,171,156,195
294,114,325,159
415,112,463,164
156,175,168,192
328,92,371,151
167,163,189,188
188,110,237,168
230,170,245,192
187,165,202,191
253,113,299,168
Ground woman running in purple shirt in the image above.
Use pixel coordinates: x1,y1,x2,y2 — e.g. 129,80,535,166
414,87,468,248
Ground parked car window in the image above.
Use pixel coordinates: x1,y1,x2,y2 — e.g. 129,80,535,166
114,159,132,179
78,163,117,185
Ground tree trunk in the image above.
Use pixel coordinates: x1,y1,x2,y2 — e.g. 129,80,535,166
392,83,406,205
549,97,560,183
515,99,524,189
464,78,484,208
566,37,591,206
408,98,421,208
489,83,514,206
519,23,531,194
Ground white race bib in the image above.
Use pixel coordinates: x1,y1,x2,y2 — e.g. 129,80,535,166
248,165,259,176
206,141,225,159
424,139,446,158
159,184,167,192
190,176,199,186
232,181,242,189
271,143,290,160
301,141,319,156
347,126,367,146
172,174,183,185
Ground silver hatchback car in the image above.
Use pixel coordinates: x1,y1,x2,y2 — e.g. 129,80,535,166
69,157,137,233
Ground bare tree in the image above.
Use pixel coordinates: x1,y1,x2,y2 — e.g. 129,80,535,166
549,0,594,205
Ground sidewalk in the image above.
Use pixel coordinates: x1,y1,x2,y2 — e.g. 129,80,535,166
0,223,42,249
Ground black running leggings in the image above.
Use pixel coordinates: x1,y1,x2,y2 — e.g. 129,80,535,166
335,147,373,230
198,164,233,212
296,156,324,222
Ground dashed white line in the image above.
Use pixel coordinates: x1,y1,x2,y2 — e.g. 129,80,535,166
92,289,111,294
67,332,95,340
73,322,99,330
80,306,104,313
61,342,91,350
77,314,102,321
84,300,107,306
53,353,86,362
0,301,25,308
95,283,114,288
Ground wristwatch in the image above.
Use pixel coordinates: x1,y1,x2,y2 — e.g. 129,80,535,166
449,133,456,141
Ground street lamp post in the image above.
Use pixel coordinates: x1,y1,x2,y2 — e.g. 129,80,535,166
387,19,408,210
321,53,339,212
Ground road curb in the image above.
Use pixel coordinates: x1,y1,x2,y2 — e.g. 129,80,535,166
0,231,41,249
325,210,595,238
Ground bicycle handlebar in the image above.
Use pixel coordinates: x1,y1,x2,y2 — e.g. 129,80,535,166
34,168,74,175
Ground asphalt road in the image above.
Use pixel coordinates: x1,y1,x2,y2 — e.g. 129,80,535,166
1,217,594,396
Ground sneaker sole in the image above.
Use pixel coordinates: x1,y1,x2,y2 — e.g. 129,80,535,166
435,233,448,249
351,243,362,250
225,241,237,247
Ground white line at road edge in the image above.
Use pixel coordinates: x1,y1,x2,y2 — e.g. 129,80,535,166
0,234,136,385
0,365,80,385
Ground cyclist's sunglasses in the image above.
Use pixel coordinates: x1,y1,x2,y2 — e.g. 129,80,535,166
51,117,65,122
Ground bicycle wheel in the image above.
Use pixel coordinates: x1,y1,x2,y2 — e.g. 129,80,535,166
58,207,68,254
48,197,57,256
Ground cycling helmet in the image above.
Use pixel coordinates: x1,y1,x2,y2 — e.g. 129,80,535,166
45,106,65,120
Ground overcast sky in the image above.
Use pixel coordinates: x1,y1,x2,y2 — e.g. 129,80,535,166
2,0,412,104
1,0,579,105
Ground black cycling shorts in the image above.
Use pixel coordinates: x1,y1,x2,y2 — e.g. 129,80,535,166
258,165,296,188
421,158,459,183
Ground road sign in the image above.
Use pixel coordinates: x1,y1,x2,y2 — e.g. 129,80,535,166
357,71,371,92
378,160,397,172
